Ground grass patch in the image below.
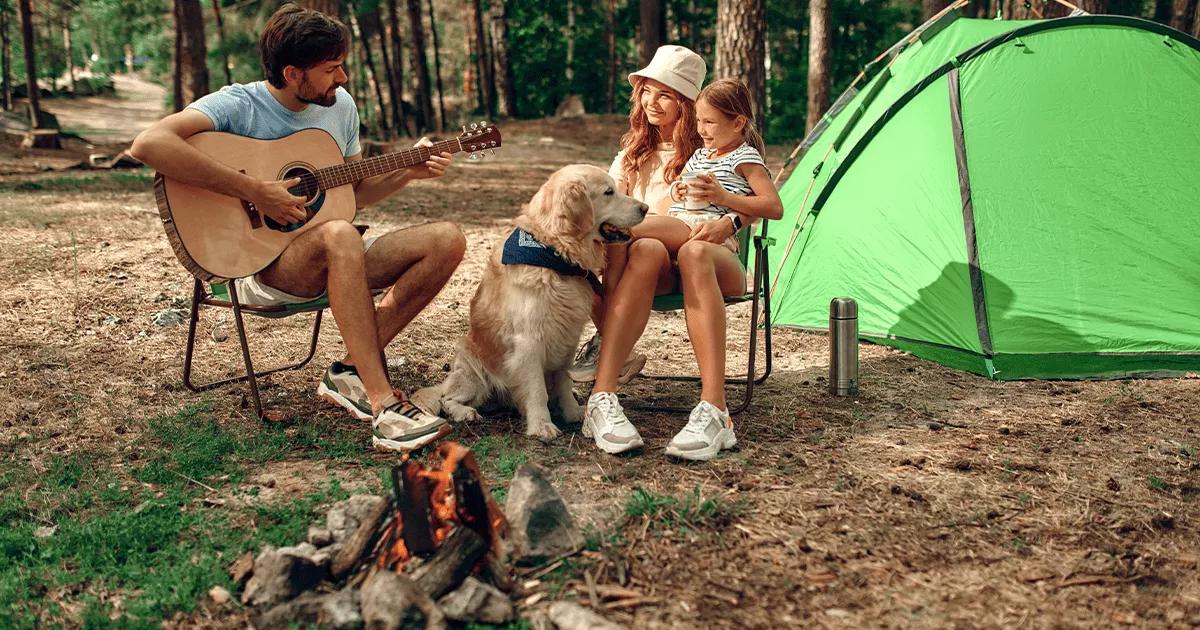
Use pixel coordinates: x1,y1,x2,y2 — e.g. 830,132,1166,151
0,403,368,628
0,172,154,193
623,486,744,537
468,435,528,505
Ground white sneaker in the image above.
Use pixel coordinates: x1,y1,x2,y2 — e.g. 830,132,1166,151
665,400,737,461
372,393,451,452
582,391,643,454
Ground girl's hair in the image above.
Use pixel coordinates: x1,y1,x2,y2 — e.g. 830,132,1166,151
697,78,765,155
618,77,703,193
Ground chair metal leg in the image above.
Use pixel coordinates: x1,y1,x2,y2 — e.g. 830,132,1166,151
182,280,325,420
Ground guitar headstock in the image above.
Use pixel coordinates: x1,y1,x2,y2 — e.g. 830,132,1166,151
459,121,502,160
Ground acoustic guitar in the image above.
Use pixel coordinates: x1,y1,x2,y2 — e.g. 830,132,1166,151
155,123,502,282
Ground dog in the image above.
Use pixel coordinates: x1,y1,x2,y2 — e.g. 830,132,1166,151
412,164,647,439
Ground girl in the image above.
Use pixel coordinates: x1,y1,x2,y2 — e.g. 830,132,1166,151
584,77,783,462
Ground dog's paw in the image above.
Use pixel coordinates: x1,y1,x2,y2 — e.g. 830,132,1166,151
525,420,562,442
444,401,482,423
558,398,584,424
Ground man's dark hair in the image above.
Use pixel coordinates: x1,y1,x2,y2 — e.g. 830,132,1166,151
259,3,350,89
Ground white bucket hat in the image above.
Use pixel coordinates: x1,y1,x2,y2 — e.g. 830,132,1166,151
628,45,706,101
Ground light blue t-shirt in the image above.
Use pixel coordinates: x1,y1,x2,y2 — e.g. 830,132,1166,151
187,81,361,158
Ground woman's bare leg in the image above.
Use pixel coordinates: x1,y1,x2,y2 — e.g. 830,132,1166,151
675,240,747,409
591,238,676,394
630,215,692,255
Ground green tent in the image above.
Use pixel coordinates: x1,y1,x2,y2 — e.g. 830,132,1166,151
766,12,1200,380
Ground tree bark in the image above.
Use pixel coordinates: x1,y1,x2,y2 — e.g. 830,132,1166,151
565,0,575,83
1004,0,1072,18
304,0,340,16
715,0,766,135
384,0,408,136
490,0,516,118
348,4,390,138
426,0,446,131
922,0,952,20
606,0,616,113
368,5,400,138
806,0,831,133
406,0,434,133
17,0,40,124
174,0,209,110
2,3,12,111
466,0,494,118
210,0,232,86
1171,0,1197,32
638,0,665,66
61,8,75,95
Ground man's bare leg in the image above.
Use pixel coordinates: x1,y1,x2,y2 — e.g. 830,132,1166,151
359,221,466,353
255,220,393,412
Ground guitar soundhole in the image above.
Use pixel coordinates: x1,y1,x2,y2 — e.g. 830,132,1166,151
264,167,326,233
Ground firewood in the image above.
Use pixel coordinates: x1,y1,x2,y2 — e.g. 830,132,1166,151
331,496,393,579
410,527,486,598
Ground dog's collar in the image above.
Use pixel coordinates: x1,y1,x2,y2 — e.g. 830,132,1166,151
501,228,604,295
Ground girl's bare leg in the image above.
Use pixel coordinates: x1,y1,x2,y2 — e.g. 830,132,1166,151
675,240,747,409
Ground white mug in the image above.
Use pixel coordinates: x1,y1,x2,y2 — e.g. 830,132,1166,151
680,171,711,210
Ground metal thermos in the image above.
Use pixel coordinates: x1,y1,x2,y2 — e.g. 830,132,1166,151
829,298,859,396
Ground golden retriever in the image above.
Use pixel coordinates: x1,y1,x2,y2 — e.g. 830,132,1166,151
412,164,648,439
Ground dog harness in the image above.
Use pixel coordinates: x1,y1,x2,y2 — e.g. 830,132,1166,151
501,228,604,294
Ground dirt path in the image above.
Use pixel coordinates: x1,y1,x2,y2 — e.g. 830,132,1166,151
42,74,167,145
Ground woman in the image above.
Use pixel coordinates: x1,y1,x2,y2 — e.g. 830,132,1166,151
581,52,783,462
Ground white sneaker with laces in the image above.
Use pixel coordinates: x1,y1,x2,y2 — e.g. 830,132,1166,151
372,393,451,452
665,400,737,461
582,391,644,454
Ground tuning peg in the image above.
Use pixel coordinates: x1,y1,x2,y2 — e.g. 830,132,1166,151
469,123,478,130
479,120,487,127
467,152,481,161
462,124,467,133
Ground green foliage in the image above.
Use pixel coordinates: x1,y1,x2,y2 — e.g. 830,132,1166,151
623,486,744,535
0,173,154,193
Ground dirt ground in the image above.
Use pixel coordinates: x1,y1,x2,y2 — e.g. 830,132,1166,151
1,82,1198,629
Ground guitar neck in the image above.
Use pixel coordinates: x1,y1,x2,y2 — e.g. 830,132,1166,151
315,137,463,189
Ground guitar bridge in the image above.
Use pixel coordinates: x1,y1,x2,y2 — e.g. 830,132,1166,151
238,169,263,229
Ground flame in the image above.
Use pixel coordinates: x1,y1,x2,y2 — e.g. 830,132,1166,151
376,442,507,573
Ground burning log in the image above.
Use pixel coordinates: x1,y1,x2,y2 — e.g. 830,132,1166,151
331,496,393,579
411,527,486,598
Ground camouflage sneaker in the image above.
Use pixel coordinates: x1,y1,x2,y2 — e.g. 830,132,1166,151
317,361,372,421
372,393,452,452
569,333,647,384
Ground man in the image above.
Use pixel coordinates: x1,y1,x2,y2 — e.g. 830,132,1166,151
131,3,464,452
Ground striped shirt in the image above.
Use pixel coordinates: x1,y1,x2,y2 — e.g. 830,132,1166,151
669,143,765,221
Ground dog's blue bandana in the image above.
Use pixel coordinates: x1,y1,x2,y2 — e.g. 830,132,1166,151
501,228,588,277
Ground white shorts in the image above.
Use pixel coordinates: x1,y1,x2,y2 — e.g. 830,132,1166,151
232,236,379,307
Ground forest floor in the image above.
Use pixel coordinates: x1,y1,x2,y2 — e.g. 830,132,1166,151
1,77,1198,629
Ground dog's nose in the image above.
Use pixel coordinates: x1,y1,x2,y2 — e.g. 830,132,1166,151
637,202,649,216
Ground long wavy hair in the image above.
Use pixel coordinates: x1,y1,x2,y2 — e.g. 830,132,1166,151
618,77,703,194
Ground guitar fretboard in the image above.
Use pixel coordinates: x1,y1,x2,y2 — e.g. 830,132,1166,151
314,138,463,189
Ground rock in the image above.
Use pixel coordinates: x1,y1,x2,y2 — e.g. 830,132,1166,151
208,586,231,605
240,546,327,607
505,464,584,565
34,525,56,539
308,526,334,547
360,571,445,630
327,495,386,543
547,601,624,630
436,577,513,624
255,589,361,630
554,94,586,118
151,309,187,327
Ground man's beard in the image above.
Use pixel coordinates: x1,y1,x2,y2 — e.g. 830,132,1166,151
298,76,338,107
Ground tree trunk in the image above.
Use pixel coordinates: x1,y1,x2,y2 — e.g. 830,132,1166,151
368,6,400,138
490,0,516,118
606,0,616,113
638,0,665,66
922,0,952,20
565,0,575,83
1004,0,1072,18
1171,0,1197,32
17,0,40,123
305,0,340,15
384,0,407,136
427,0,446,131
2,3,12,111
715,0,766,135
466,0,494,118
806,0,831,133
348,4,390,138
1075,0,1108,12
174,0,209,110
406,0,434,133
61,9,75,95
210,0,232,85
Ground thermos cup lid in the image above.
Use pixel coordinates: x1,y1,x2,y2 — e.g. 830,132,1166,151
830,297,858,319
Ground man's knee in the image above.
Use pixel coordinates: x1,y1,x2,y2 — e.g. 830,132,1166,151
435,222,467,262
312,220,364,253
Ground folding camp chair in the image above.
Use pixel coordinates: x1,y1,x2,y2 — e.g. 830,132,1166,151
182,277,329,420
632,221,776,415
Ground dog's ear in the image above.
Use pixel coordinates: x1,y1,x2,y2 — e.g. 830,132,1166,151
547,176,593,237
